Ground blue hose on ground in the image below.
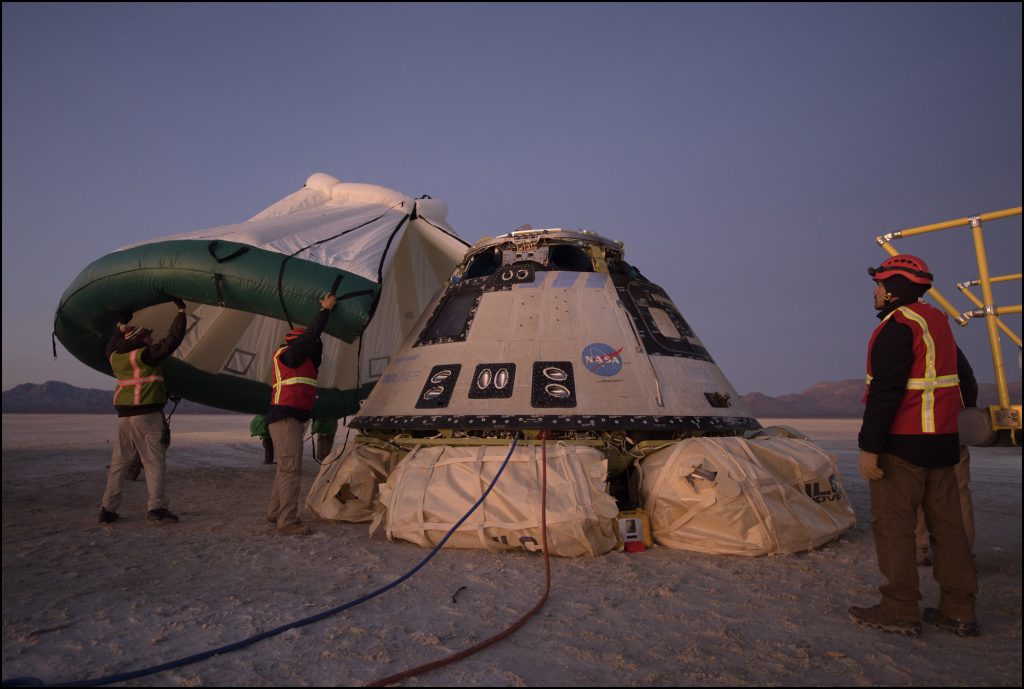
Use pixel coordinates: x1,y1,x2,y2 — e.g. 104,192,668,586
367,430,552,687
1,434,521,688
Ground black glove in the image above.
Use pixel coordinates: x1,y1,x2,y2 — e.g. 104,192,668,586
171,297,186,310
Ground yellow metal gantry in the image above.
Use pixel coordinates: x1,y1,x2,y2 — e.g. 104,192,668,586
875,206,1022,443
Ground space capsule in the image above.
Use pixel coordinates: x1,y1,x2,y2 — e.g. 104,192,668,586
351,227,760,446
309,227,856,556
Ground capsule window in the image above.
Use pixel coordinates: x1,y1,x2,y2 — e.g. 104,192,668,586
548,245,593,272
649,308,682,339
463,250,501,279
419,289,480,344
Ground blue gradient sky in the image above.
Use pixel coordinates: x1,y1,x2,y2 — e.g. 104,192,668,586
3,3,1021,396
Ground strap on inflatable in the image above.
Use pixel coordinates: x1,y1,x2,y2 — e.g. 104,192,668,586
214,273,226,307
207,240,250,263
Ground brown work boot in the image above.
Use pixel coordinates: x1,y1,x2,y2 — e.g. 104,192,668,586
278,522,312,536
848,605,921,637
146,508,180,524
923,608,980,637
98,508,120,524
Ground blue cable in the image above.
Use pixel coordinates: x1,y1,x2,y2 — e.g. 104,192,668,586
2,434,521,688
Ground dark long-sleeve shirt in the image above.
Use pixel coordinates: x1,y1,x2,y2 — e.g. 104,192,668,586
106,312,188,416
858,303,977,467
266,308,332,424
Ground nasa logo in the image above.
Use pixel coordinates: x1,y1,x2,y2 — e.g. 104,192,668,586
582,342,623,377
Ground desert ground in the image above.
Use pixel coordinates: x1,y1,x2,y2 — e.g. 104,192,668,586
1,414,1020,687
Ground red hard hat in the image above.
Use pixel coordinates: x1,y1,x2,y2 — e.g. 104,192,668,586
868,254,933,286
285,327,306,342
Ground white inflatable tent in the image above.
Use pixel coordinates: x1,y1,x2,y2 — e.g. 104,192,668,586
55,173,469,416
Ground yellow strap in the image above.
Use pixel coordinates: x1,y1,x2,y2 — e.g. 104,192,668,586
271,346,317,404
895,307,938,432
273,377,318,389
866,374,958,389
868,307,958,432
905,374,960,390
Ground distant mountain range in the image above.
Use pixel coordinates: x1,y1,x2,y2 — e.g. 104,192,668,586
739,379,1020,418
3,379,1019,417
1,381,235,414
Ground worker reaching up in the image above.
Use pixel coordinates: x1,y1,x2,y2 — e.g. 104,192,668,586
98,297,188,525
264,292,337,536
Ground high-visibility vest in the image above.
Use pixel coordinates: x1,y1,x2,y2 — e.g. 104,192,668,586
271,346,318,411
110,348,167,407
866,301,962,434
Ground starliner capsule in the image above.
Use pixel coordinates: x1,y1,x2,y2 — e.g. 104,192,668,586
352,227,760,442
309,227,856,557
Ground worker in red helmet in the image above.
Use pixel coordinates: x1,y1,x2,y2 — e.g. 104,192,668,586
264,292,337,536
866,253,935,286
849,254,980,638
871,255,978,568
99,297,188,526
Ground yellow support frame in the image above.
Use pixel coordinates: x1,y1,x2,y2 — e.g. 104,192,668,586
874,206,1022,439
957,273,1023,347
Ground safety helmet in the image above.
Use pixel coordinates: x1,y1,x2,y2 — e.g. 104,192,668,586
868,254,933,286
285,327,307,342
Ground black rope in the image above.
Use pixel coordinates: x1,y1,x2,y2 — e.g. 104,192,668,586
274,203,407,329
165,396,181,424
413,213,471,248
337,289,375,302
160,396,182,445
213,273,226,307
207,240,250,263
357,215,410,330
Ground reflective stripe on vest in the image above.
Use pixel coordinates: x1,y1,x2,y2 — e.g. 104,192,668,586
866,303,961,434
271,346,319,410
110,349,166,406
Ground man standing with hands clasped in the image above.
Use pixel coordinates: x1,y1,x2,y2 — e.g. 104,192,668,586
265,292,337,535
849,254,979,638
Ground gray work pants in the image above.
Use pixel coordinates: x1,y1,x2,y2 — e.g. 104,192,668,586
266,417,305,528
101,411,169,513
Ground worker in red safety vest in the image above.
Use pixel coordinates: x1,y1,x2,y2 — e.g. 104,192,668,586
264,292,337,535
849,254,979,638
99,297,188,525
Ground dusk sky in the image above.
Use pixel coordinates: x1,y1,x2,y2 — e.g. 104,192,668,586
3,3,1021,397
